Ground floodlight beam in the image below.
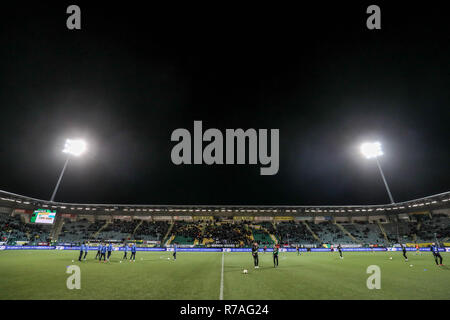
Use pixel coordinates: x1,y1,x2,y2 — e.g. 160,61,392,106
375,157,395,204
50,156,70,202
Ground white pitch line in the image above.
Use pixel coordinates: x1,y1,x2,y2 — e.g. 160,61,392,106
219,251,224,300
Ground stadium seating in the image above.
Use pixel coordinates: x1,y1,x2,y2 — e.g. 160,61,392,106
170,221,202,245
134,221,169,241
310,222,354,245
202,221,252,246
0,213,51,244
2,211,449,247
275,221,317,245
341,222,384,245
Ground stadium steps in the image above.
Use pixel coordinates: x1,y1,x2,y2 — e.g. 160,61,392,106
165,234,175,246
303,221,321,242
246,224,254,241
335,223,361,245
259,225,277,244
93,221,110,239
269,233,278,244
131,220,144,238
198,223,207,240
49,215,64,241
377,222,389,242
162,223,174,245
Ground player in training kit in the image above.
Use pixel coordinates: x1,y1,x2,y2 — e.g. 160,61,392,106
107,243,113,261
83,242,88,260
415,243,420,255
263,245,267,254
130,243,136,261
431,243,444,266
273,245,279,267
100,243,107,262
337,244,343,259
296,244,300,256
78,243,85,261
173,243,177,260
95,243,101,260
122,243,128,260
252,243,259,268
400,243,408,262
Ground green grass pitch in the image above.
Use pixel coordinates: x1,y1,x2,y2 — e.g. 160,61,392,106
0,250,449,299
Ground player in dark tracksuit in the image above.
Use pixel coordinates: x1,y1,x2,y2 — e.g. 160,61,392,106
296,244,300,256
400,243,408,262
130,243,136,261
122,243,128,260
273,246,279,267
431,243,444,266
107,243,113,261
78,243,85,261
337,244,343,259
83,243,88,260
95,244,101,260
252,243,259,268
100,243,107,262
173,244,177,260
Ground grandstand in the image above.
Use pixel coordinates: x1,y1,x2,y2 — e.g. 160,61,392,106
1,189,449,248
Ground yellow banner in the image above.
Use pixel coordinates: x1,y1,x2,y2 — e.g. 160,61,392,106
274,216,294,221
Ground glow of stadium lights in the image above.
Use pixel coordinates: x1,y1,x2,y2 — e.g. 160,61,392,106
49,138,88,202
63,139,87,157
360,141,395,204
360,142,383,159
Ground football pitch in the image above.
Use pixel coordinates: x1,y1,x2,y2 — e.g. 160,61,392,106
0,250,449,300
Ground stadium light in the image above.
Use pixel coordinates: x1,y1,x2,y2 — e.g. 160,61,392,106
361,142,395,204
50,139,87,202
360,142,383,159
63,139,87,157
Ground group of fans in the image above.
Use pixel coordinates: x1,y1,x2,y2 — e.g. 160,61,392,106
77,242,137,262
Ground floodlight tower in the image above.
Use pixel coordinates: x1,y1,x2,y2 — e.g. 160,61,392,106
360,142,395,204
50,139,87,202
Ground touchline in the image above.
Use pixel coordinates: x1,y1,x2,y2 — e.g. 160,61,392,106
171,121,279,175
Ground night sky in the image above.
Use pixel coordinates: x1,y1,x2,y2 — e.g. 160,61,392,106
0,2,449,206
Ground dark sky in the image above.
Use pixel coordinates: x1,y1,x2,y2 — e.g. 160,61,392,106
0,2,449,206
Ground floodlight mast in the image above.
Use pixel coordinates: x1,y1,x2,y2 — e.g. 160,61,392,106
50,139,86,202
361,142,395,204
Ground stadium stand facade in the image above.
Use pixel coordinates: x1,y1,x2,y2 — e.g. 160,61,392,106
0,190,449,248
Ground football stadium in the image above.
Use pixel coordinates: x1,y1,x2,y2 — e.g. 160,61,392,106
1,189,449,300
1,3,450,312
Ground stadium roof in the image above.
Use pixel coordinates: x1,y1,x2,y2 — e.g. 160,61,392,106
0,189,449,217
